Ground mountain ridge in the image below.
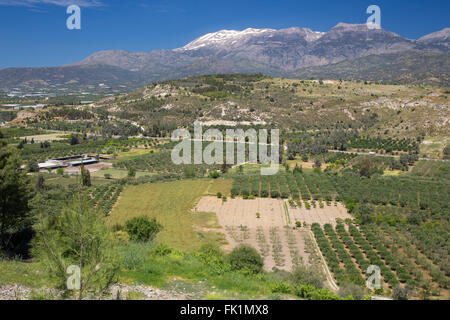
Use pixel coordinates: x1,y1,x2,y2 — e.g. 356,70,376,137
1,23,448,92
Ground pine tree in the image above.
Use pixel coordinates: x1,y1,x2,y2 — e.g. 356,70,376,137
32,193,119,299
0,143,34,250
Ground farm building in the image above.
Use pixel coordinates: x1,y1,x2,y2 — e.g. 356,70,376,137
69,158,99,167
39,155,100,170
38,160,67,170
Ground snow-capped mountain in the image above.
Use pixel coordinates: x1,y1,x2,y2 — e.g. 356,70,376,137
176,27,325,52
176,28,277,51
1,23,449,90
72,23,448,72
172,24,423,71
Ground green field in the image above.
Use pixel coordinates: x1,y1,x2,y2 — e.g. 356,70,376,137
205,178,233,196
115,148,159,161
107,179,227,251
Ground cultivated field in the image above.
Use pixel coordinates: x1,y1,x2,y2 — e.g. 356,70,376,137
19,131,72,142
107,180,230,251
64,162,113,174
193,196,351,271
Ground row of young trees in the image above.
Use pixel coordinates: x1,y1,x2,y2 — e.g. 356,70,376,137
232,171,338,201
90,184,124,216
323,224,366,286
232,170,448,218
347,225,399,287
380,225,448,290
347,137,419,153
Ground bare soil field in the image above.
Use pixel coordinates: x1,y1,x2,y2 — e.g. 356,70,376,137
193,196,351,272
64,162,113,174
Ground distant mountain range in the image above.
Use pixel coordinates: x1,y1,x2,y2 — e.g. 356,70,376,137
1,24,449,93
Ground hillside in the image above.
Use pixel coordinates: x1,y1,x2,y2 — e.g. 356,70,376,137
85,74,449,140
9,74,448,154
294,52,450,86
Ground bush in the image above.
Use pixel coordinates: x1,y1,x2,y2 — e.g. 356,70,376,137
271,282,292,294
291,265,325,289
125,216,162,242
338,282,366,300
197,244,230,275
151,243,173,257
209,171,220,179
228,245,264,274
127,166,136,178
392,285,413,300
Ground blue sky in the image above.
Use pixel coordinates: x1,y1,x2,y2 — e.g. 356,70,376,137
0,0,449,68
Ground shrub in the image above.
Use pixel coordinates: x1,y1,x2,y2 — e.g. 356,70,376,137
127,166,136,178
228,245,264,274
197,244,230,274
125,216,162,242
151,243,173,256
209,171,220,179
271,282,292,294
392,285,413,300
291,265,325,289
338,282,366,300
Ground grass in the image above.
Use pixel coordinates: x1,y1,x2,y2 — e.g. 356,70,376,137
115,148,158,161
107,179,222,251
228,163,284,175
383,170,403,176
191,211,221,229
0,260,51,288
205,178,233,196
118,249,292,299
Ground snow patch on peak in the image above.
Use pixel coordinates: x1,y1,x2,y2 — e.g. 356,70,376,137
176,27,328,51
176,28,276,51
332,22,373,31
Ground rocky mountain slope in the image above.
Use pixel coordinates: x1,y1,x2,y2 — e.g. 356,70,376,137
0,24,448,92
